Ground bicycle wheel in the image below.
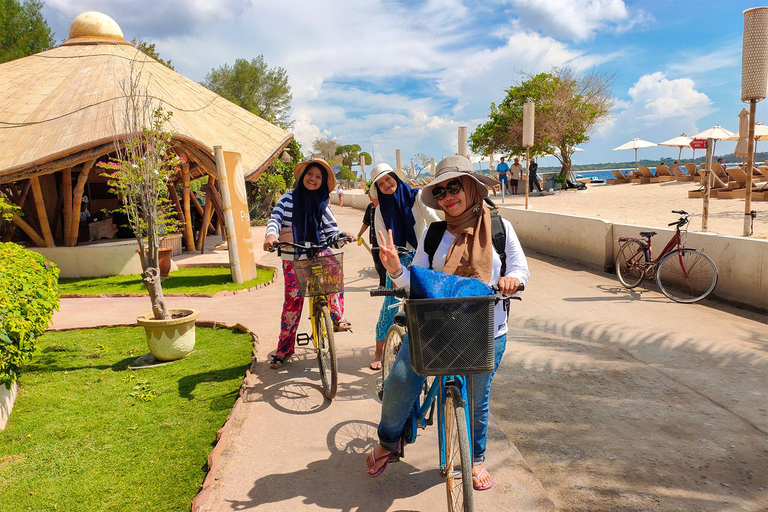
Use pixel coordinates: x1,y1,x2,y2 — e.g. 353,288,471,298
616,240,646,288
656,249,718,303
315,303,338,399
381,324,405,384
444,385,474,512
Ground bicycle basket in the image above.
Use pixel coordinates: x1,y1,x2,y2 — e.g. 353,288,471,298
405,295,495,376
293,253,344,297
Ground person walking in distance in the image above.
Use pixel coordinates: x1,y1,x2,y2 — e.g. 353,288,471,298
529,158,542,193
495,156,510,195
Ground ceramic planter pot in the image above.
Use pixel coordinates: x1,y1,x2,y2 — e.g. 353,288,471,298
136,308,200,361
137,246,173,277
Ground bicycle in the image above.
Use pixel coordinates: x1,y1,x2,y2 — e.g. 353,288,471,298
370,284,523,512
271,236,352,400
615,210,718,303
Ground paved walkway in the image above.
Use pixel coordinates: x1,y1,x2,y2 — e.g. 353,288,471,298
51,205,767,511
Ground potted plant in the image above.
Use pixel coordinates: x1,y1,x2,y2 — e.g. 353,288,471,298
105,74,198,361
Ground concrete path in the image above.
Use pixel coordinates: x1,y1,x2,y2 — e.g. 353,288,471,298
51,205,767,511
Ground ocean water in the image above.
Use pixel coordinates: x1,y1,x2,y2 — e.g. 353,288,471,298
574,169,634,181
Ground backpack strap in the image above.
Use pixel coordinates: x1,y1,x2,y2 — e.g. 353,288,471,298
490,213,507,276
424,221,447,270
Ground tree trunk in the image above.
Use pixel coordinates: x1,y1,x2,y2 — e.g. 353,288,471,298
143,267,170,320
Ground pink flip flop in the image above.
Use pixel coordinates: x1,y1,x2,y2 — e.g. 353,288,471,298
366,446,395,478
473,467,494,491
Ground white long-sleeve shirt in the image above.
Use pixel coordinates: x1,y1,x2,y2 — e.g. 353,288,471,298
393,217,529,337
373,189,441,250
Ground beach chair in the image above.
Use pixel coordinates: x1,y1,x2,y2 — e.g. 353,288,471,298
606,170,630,185
727,166,763,189
683,163,700,182
650,164,677,183
630,166,653,184
688,168,730,198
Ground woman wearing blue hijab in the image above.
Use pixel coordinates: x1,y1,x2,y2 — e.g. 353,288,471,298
368,164,440,370
264,158,354,369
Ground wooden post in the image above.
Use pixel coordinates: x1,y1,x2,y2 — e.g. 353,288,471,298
11,214,46,247
197,176,215,252
181,165,195,251
744,100,757,236
29,176,54,247
702,139,713,232
168,182,184,222
214,146,242,283
62,168,72,243
68,159,96,246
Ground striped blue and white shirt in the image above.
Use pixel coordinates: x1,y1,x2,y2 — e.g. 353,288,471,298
266,190,341,259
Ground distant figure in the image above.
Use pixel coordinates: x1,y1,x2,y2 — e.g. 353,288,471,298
669,161,683,176
510,157,523,195
716,158,727,175
357,191,386,289
336,183,344,206
529,158,542,192
496,156,510,194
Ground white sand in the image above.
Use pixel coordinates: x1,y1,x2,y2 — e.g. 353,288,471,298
495,180,768,239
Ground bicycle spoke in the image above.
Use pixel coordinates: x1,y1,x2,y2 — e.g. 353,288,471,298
656,249,717,303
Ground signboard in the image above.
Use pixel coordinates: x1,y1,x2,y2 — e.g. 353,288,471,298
690,139,708,149
222,151,257,283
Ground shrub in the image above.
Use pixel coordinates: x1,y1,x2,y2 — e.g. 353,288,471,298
0,243,60,389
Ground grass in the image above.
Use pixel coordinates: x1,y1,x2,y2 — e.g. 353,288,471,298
58,266,274,295
0,326,253,512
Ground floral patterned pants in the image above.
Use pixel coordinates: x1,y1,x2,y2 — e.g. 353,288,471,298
276,256,344,360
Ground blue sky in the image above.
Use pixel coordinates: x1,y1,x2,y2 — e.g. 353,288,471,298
42,0,768,171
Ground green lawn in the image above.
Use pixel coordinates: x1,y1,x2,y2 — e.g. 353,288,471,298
59,266,273,295
0,327,253,512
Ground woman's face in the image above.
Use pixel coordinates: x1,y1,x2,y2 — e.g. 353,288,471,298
377,174,398,195
437,178,469,217
302,166,324,191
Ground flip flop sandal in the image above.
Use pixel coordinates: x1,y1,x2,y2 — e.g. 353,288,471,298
333,319,352,332
473,467,495,491
269,355,286,369
366,446,396,478
369,360,382,371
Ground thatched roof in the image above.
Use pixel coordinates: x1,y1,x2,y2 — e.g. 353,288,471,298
0,12,292,185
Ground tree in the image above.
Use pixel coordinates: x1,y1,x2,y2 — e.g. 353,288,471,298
0,0,56,64
132,38,174,69
312,137,339,161
336,166,356,182
470,68,614,176
246,139,303,223
203,56,292,127
335,144,372,168
414,153,433,169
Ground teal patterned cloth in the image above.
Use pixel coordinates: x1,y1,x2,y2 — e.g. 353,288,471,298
409,266,493,299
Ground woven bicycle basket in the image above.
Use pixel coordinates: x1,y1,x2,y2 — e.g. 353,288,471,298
293,253,344,297
405,295,495,376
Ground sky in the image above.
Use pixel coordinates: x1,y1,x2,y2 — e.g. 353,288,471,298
41,0,768,173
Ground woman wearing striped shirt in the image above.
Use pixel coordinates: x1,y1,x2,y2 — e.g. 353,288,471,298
263,158,354,369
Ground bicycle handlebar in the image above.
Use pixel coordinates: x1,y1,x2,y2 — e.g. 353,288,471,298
668,210,691,227
369,283,525,299
269,235,354,253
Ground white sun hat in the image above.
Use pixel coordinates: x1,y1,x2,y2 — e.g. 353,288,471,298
369,163,406,199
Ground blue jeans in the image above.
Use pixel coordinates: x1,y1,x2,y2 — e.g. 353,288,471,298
378,333,508,464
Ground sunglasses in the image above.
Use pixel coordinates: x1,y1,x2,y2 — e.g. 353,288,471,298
431,179,463,201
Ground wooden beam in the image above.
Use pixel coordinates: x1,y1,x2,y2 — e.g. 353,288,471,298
190,189,205,217
62,169,72,243
197,176,215,252
49,174,65,241
11,214,45,247
0,142,115,186
18,180,31,207
181,164,195,251
67,159,96,246
167,181,184,224
29,176,54,247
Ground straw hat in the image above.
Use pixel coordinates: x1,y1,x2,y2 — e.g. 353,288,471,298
421,155,499,209
369,163,406,199
293,158,336,191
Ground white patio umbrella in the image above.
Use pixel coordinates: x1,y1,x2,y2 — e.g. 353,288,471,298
613,138,657,172
658,134,693,161
691,125,736,155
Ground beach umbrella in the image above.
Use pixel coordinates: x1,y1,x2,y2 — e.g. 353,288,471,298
613,138,657,172
734,109,750,158
692,125,736,155
658,134,693,161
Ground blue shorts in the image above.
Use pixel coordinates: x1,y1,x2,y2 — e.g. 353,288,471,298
497,173,508,183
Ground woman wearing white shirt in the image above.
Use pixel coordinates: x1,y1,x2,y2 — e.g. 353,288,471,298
365,156,529,491
367,163,440,370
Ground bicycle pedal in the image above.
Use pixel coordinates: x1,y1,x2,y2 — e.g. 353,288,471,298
296,333,311,346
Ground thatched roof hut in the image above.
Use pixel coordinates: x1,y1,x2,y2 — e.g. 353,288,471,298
0,11,292,249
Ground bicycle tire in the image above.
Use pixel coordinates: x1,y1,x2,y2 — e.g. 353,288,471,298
316,303,338,400
616,240,646,288
444,385,474,512
656,249,718,303
378,324,405,400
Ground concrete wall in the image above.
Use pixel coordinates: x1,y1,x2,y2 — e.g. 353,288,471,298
332,191,767,310
0,382,18,430
31,240,178,278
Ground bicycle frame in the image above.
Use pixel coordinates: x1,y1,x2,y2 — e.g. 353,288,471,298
620,225,683,268
308,295,328,353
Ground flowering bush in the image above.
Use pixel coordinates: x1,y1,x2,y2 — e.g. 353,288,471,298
0,242,60,389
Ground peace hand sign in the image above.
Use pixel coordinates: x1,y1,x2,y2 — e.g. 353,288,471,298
376,229,402,275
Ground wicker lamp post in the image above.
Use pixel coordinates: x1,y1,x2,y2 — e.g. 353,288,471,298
741,7,768,236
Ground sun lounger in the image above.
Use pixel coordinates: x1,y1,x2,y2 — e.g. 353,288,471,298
606,170,630,184
717,181,768,199
650,164,677,183
688,168,731,198
726,166,763,189
630,166,653,184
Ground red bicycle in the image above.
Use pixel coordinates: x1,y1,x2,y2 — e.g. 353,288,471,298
615,210,718,303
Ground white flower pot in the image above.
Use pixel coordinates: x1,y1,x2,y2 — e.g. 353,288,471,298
136,309,200,361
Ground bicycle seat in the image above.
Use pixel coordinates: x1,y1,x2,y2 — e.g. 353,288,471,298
640,231,657,238
393,312,407,327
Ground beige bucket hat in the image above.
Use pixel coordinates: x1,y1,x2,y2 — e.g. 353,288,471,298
369,163,407,199
421,155,499,209
293,158,337,191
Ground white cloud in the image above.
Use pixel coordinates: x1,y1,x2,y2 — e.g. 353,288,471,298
667,44,741,76
625,72,714,123
510,0,632,41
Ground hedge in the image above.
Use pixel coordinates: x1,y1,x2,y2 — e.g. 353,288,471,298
0,243,60,389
